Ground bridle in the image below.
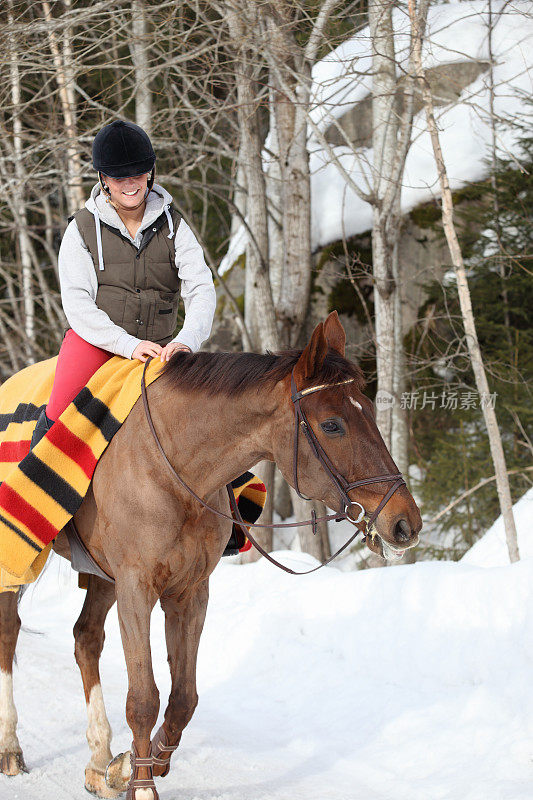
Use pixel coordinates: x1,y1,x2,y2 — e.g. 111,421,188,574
141,359,406,575
290,374,405,525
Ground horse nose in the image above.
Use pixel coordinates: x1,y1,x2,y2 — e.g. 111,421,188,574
393,518,414,544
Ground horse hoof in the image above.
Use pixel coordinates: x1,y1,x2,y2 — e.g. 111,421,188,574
105,751,131,792
85,766,122,798
0,750,27,776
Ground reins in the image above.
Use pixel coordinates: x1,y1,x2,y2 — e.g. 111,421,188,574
141,358,405,575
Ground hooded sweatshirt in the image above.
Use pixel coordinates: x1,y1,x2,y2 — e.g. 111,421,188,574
58,182,216,358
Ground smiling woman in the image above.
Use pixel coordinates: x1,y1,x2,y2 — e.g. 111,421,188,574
30,119,217,456
100,173,152,228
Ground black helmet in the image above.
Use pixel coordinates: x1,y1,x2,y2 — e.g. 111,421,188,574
92,120,155,178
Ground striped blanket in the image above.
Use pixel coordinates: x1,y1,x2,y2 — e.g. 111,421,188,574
0,356,265,591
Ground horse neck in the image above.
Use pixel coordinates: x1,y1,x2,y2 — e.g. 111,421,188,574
144,378,285,497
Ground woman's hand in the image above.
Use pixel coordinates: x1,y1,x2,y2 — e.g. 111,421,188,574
159,342,192,362
131,340,163,362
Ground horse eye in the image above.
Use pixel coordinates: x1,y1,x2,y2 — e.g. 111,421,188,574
320,418,345,436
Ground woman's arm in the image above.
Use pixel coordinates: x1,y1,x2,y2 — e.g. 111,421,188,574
170,219,217,352
58,220,143,358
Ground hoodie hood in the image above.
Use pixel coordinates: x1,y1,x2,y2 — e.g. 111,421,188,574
84,182,175,270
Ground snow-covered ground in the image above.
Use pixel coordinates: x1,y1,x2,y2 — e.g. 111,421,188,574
462,486,533,567
2,490,532,800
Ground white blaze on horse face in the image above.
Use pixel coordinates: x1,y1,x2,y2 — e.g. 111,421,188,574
349,397,363,411
0,670,21,753
86,683,113,770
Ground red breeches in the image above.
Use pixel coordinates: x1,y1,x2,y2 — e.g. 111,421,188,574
46,329,113,421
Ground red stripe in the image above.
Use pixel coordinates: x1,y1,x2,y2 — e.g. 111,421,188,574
0,440,31,462
0,484,58,547
240,539,252,552
247,482,266,492
45,419,97,480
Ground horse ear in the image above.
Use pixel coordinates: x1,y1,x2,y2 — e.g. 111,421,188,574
323,310,346,357
294,322,329,382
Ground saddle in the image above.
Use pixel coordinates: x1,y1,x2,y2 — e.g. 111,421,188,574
0,356,265,592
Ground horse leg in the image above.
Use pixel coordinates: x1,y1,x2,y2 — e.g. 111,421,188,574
116,573,160,800
0,590,26,775
151,579,209,779
73,575,119,799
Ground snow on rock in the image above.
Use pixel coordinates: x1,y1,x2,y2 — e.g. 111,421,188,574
2,538,533,799
220,1,533,273
462,486,533,567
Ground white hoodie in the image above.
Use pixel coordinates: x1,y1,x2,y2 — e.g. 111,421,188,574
58,182,217,358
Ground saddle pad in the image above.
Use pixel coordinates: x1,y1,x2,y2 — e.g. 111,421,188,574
0,356,265,590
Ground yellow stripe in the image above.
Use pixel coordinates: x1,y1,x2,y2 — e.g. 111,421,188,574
0,519,43,576
242,486,266,507
0,533,42,577
0,544,52,591
40,440,91,497
1,420,37,443
11,470,71,533
0,503,45,549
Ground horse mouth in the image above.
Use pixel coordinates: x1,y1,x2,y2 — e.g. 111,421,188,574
365,531,410,562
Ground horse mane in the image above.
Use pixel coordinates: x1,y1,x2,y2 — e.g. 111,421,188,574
160,348,366,397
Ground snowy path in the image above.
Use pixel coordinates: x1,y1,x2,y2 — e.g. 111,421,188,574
2,547,532,800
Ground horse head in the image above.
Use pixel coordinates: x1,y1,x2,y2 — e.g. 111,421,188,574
272,311,422,561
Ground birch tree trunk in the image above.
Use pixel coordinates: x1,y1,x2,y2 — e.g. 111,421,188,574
130,0,153,137
368,0,402,457
409,0,520,562
7,0,34,364
290,491,332,562
225,1,279,352
265,85,284,309
264,3,312,347
42,0,85,216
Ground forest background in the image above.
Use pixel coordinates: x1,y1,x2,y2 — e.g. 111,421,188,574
0,0,531,567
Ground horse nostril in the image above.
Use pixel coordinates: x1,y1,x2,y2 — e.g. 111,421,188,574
394,518,412,544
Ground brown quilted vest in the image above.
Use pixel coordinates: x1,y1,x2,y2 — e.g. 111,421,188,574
73,204,182,345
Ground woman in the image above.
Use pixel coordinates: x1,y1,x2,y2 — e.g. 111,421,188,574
32,119,216,445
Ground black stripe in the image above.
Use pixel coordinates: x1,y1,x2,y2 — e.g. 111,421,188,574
0,403,46,433
237,495,263,526
231,471,254,490
73,388,121,442
18,453,83,516
0,512,42,552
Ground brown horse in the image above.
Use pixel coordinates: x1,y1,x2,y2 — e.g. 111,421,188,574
0,312,421,799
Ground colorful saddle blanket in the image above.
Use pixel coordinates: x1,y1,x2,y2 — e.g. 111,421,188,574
0,356,265,591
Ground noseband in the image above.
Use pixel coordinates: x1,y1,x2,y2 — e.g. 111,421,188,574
141,359,406,575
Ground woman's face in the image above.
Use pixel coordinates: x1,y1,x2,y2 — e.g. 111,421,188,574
102,172,150,210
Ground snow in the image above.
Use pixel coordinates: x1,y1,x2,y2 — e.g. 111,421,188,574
220,1,533,273
2,489,533,799
462,486,533,566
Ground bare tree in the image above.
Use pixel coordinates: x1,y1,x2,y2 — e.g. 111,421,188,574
409,0,520,562
130,0,153,135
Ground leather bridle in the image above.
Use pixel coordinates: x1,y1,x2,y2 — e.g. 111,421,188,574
141,359,407,575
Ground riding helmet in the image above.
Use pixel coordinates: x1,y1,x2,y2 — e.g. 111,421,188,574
92,120,156,178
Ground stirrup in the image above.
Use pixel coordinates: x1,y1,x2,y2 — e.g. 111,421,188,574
150,725,179,778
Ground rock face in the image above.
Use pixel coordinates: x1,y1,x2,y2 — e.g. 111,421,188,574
209,214,451,356
209,61,489,353
323,61,490,150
